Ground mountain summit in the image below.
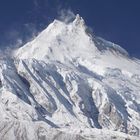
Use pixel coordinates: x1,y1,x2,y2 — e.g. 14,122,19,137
15,14,128,62
0,15,140,140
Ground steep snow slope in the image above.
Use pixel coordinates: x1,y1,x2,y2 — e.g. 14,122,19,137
0,14,140,139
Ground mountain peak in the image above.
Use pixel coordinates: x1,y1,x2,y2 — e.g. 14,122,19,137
15,14,130,65
73,14,85,27
15,15,97,62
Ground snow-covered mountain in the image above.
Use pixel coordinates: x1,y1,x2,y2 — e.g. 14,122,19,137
0,14,140,139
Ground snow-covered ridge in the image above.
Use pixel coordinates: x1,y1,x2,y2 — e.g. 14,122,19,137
93,36,129,56
15,14,128,62
0,15,140,139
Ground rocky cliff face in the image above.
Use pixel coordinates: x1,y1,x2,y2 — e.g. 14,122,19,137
0,15,140,139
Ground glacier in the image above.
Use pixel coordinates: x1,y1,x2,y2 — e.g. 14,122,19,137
0,14,140,139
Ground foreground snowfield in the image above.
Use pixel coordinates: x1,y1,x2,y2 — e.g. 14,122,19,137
0,15,140,139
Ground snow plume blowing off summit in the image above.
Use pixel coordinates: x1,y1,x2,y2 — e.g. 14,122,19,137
0,14,140,140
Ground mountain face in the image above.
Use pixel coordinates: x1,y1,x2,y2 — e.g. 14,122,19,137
0,14,140,140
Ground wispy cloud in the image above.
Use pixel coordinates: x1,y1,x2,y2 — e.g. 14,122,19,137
0,22,39,54
57,9,76,23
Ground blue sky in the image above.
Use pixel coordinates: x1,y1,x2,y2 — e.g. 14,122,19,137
0,0,140,58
